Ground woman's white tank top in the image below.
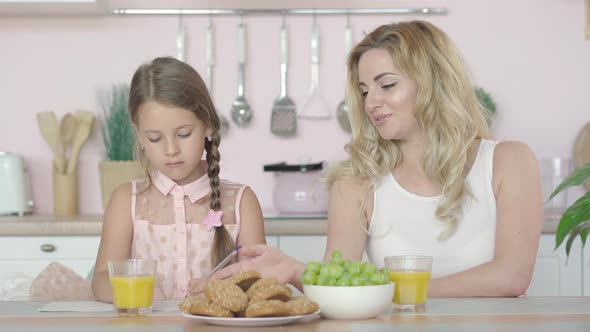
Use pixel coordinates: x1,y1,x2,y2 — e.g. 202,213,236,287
366,139,498,278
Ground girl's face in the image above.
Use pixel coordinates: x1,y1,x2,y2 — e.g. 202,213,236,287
136,100,211,185
357,48,421,141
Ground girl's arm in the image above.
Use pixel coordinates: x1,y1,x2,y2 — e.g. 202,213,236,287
428,141,543,297
91,183,134,302
235,187,266,248
324,177,372,262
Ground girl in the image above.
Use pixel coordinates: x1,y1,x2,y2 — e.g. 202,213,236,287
196,21,543,298
92,57,266,301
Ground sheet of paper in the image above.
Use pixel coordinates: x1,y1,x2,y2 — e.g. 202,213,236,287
38,300,180,312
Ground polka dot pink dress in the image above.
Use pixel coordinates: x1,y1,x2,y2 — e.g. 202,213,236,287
130,164,246,300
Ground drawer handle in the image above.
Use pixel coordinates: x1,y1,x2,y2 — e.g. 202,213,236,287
40,244,56,252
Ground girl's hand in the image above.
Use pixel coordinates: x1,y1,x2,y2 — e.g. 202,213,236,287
188,244,305,295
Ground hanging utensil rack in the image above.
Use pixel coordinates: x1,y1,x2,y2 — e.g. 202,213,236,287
110,8,447,16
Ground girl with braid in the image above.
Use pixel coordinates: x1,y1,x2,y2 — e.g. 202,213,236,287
92,57,266,302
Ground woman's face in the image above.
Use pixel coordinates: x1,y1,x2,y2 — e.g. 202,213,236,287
358,48,421,141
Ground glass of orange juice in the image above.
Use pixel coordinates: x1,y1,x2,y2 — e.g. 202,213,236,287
384,255,432,312
107,259,157,316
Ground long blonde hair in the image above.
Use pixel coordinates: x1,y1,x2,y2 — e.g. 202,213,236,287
325,21,491,239
128,56,235,266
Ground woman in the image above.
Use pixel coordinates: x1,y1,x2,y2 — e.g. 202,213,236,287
191,20,543,297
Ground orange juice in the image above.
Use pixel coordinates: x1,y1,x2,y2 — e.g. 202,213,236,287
110,276,155,309
389,271,431,305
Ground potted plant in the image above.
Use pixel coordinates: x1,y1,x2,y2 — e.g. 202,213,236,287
98,84,145,209
549,163,590,257
475,87,497,126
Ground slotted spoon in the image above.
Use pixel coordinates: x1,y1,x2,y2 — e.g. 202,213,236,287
270,19,297,137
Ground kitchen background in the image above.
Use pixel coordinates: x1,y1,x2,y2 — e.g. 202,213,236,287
0,0,589,215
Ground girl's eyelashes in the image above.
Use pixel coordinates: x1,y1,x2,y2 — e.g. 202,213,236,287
178,132,192,138
147,137,161,143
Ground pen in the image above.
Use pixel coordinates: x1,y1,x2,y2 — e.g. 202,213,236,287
203,245,241,280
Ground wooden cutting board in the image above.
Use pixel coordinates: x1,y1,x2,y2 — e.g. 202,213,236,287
572,121,590,191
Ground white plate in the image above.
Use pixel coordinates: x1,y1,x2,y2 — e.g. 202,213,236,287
182,311,319,327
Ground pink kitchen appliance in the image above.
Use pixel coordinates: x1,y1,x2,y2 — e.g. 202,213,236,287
0,152,34,216
264,162,328,215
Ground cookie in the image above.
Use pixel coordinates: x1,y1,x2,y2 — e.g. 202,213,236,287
245,300,290,318
246,277,278,298
179,297,234,318
248,284,292,304
285,297,320,315
227,270,261,292
205,279,249,312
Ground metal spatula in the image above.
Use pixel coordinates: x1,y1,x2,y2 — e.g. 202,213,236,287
271,19,297,137
337,19,353,133
230,18,253,127
205,19,230,136
299,16,330,120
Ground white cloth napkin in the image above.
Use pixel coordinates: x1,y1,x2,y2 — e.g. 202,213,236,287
38,300,180,312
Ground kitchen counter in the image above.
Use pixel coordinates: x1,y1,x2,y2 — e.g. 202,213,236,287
0,297,589,331
0,210,562,236
0,214,328,236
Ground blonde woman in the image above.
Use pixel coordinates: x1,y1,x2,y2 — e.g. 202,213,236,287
192,21,543,297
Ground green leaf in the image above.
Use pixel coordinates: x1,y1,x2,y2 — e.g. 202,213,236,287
564,221,590,260
555,192,590,250
98,84,135,161
548,164,590,201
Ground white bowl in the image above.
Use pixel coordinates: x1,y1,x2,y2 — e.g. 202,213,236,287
303,283,394,320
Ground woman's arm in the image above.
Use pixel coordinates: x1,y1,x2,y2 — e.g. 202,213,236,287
91,183,134,302
324,178,372,262
428,141,543,297
235,187,267,248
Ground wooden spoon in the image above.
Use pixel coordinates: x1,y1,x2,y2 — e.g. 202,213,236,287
37,111,65,174
59,113,75,172
66,111,95,174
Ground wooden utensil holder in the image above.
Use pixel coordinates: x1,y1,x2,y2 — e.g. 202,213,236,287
53,171,78,216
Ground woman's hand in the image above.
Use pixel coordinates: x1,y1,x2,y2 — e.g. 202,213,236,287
188,245,305,295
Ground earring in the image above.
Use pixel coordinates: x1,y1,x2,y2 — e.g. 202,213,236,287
140,144,145,151
207,136,212,142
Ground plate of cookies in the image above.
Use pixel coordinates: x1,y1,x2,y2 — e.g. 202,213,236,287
180,271,320,327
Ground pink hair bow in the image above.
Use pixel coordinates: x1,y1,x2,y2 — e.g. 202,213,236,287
202,209,223,231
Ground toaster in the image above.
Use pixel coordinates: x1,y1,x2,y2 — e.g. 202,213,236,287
0,152,34,216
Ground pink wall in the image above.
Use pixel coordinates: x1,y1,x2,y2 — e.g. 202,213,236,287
1,0,589,215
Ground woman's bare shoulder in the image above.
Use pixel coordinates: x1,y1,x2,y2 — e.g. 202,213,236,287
493,140,539,181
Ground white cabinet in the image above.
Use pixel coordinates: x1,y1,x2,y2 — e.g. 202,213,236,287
265,236,278,248
0,236,100,283
527,234,583,296
278,235,327,264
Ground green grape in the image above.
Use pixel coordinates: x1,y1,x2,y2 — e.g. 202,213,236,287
336,277,351,286
328,264,344,279
350,277,366,286
342,260,351,271
361,262,377,275
331,256,344,266
319,264,331,276
301,271,317,285
305,261,321,274
346,261,362,276
369,272,388,285
358,273,370,281
317,274,330,286
326,278,337,286
331,249,343,260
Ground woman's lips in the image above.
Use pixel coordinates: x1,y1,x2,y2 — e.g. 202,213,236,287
165,161,184,168
373,114,391,126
